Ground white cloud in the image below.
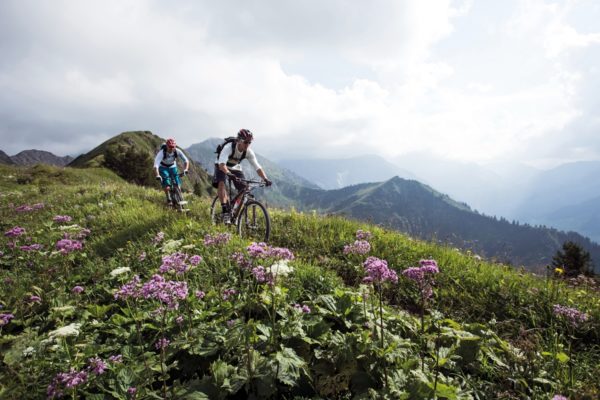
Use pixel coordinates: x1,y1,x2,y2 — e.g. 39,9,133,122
0,0,598,170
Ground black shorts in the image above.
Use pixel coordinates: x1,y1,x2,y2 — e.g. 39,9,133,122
212,165,246,191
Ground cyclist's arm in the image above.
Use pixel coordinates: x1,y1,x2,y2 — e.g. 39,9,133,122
245,148,262,172
247,149,269,181
217,143,233,175
257,168,268,181
176,149,190,171
153,152,163,176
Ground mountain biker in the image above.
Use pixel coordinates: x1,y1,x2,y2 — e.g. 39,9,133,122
215,129,272,223
154,138,190,205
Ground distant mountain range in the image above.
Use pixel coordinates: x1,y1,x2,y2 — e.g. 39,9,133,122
0,149,73,166
509,161,600,242
278,155,417,190
278,176,600,273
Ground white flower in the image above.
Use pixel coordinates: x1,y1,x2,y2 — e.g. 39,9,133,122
22,346,36,357
110,267,131,278
59,224,81,231
269,260,293,278
49,323,82,339
161,239,183,254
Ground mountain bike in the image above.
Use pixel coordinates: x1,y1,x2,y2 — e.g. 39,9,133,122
157,172,188,212
210,178,271,242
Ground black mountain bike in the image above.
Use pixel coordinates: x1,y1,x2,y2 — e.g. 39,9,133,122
210,178,271,242
157,172,188,212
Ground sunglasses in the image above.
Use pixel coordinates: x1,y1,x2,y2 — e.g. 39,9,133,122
242,140,252,145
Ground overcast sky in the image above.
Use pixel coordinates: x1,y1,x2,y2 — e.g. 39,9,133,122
1,0,599,169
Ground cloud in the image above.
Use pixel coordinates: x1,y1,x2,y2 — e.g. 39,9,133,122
0,0,598,170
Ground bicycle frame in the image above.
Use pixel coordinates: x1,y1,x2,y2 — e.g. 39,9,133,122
210,177,271,241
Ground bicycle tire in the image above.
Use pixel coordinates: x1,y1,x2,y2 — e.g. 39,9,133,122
237,200,270,242
209,195,221,225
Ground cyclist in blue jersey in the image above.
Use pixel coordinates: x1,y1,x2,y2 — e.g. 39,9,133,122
153,137,189,205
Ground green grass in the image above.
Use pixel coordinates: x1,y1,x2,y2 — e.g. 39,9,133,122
1,164,599,399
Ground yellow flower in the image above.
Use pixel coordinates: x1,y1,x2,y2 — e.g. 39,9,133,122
555,267,564,275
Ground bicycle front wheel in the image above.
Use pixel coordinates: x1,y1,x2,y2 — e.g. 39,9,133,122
210,196,221,225
237,200,270,242
172,187,184,212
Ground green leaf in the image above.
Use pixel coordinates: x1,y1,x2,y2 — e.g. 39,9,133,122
555,352,570,363
274,346,307,386
433,382,458,400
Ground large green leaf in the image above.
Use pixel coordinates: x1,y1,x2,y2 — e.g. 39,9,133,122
273,346,307,386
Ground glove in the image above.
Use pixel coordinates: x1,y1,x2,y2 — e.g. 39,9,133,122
183,169,189,176
155,176,162,182
264,178,272,187
227,173,239,183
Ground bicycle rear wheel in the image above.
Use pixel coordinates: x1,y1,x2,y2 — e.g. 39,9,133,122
210,196,221,224
237,200,270,242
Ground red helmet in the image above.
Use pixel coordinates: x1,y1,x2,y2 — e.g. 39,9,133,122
237,129,253,143
166,138,176,148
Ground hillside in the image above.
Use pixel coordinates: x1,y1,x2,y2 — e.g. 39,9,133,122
284,176,600,273
0,164,598,399
69,131,213,196
11,149,73,166
0,150,15,165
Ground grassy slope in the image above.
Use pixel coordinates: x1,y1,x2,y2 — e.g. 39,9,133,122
1,164,599,399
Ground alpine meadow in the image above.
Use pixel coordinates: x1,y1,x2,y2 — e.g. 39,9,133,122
1,160,599,399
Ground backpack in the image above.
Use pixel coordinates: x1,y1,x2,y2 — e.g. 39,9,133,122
215,137,246,163
160,143,178,160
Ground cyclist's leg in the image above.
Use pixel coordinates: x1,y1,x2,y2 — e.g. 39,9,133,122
170,166,181,187
231,170,246,193
159,166,172,202
215,168,230,217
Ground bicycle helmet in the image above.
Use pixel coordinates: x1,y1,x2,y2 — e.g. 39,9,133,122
237,129,253,143
166,138,176,148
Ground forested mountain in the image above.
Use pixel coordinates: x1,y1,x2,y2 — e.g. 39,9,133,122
69,131,213,195
281,176,600,273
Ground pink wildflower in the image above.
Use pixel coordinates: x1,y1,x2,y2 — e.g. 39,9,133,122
343,240,371,255
88,357,108,375
72,286,84,294
553,304,589,327
0,313,15,326
355,229,372,241
363,256,398,284
155,337,170,350
4,226,26,238
53,215,73,223
55,238,83,254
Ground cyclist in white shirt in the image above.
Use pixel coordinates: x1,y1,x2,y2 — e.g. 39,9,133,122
215,129,271,223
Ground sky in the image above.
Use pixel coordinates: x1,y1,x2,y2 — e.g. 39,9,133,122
1,0,599,169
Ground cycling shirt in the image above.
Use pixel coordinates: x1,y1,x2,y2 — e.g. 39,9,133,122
216,142,261,172
154,148,188,168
